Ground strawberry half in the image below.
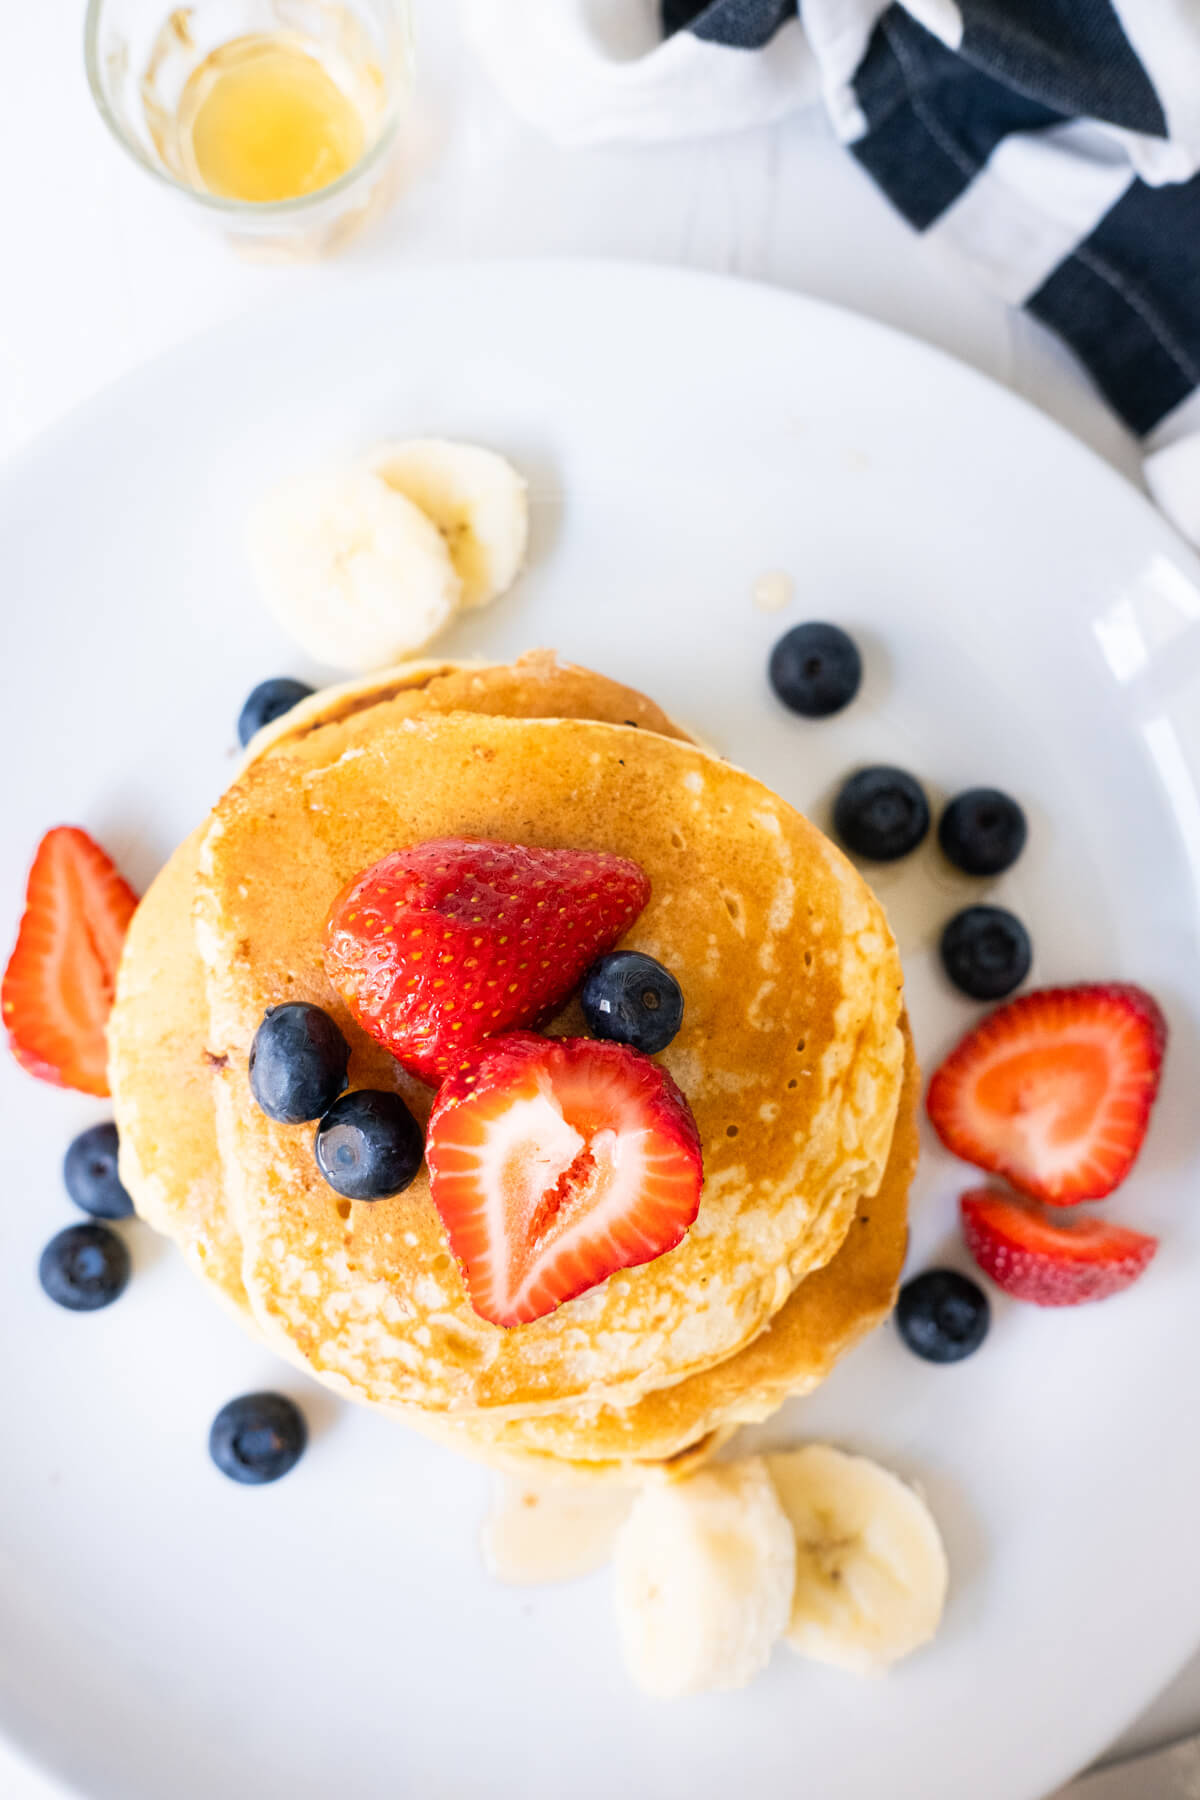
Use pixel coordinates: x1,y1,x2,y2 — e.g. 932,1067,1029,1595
960,1188,1157,1306
2,826,139,1097
926,983,1166,1204
426,1033,703,1327
325,838,650,1086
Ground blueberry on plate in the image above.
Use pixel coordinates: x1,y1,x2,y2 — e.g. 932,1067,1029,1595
249,1003,350,1124
236,677,315,749
940,905,1032,1001
209,1392,307,1485
581,951,684,1055
897,1269,990,1364
63,1121,134,1219
39,1223,131,1312
938,787,1027,876
769,623,863,719
833,766,930,861
315,1089,425,1201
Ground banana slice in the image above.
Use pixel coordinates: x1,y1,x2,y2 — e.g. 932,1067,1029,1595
247,467,463,672
612,1459,795,1698
367,439,529,610
767,1446,947,1675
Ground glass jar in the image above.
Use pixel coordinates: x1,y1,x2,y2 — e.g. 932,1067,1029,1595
85,0,414,258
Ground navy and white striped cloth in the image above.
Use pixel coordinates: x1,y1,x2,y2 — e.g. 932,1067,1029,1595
464,0,1200,545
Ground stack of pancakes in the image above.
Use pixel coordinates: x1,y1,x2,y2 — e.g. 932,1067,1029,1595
109,653,915,1481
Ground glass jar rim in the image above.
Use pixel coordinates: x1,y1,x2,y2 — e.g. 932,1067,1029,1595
83,0,409,219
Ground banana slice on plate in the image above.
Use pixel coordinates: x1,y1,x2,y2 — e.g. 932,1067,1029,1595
766,1445,948,1675
366,439,529,610
247,466,463,672
613,1458,795,1698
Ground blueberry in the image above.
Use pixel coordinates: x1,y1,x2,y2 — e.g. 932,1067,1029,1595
769,623,863,719
938,788,1027,876
940,905,1032,1001
315,1090,424,1200
249,1003,350,1124
236,678,315,749
63,1122,134,1219
833,766,930,861
39,1223,130,1312
581,951,685,1055
897,1269,990,1364
209,1392,307,1485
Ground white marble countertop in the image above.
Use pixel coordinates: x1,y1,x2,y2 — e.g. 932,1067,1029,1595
1,2,1196,1793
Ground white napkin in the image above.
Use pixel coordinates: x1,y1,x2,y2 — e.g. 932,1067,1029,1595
460,1,818,147
463,0,1200,556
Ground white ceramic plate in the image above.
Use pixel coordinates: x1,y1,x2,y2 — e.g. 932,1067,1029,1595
2,263,1199,1800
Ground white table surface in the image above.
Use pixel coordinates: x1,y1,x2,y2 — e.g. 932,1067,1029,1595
1,3,1195,1794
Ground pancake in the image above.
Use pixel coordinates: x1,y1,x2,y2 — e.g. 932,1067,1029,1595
197,710,905,1418
114,798,914,1471
423,1018,918,1470
113,655,911,1472
240,652,689,767
108,823,245,1311
108,655,692,1314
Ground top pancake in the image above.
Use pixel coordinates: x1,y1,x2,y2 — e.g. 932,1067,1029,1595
107,655,692,1316
196,710,905,1417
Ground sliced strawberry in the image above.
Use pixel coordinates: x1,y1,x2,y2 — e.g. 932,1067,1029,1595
426,1033,703,1327
960,1188,1157,1307
325,838,650,1086
926,983,1166,1204
2,827,139,1097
